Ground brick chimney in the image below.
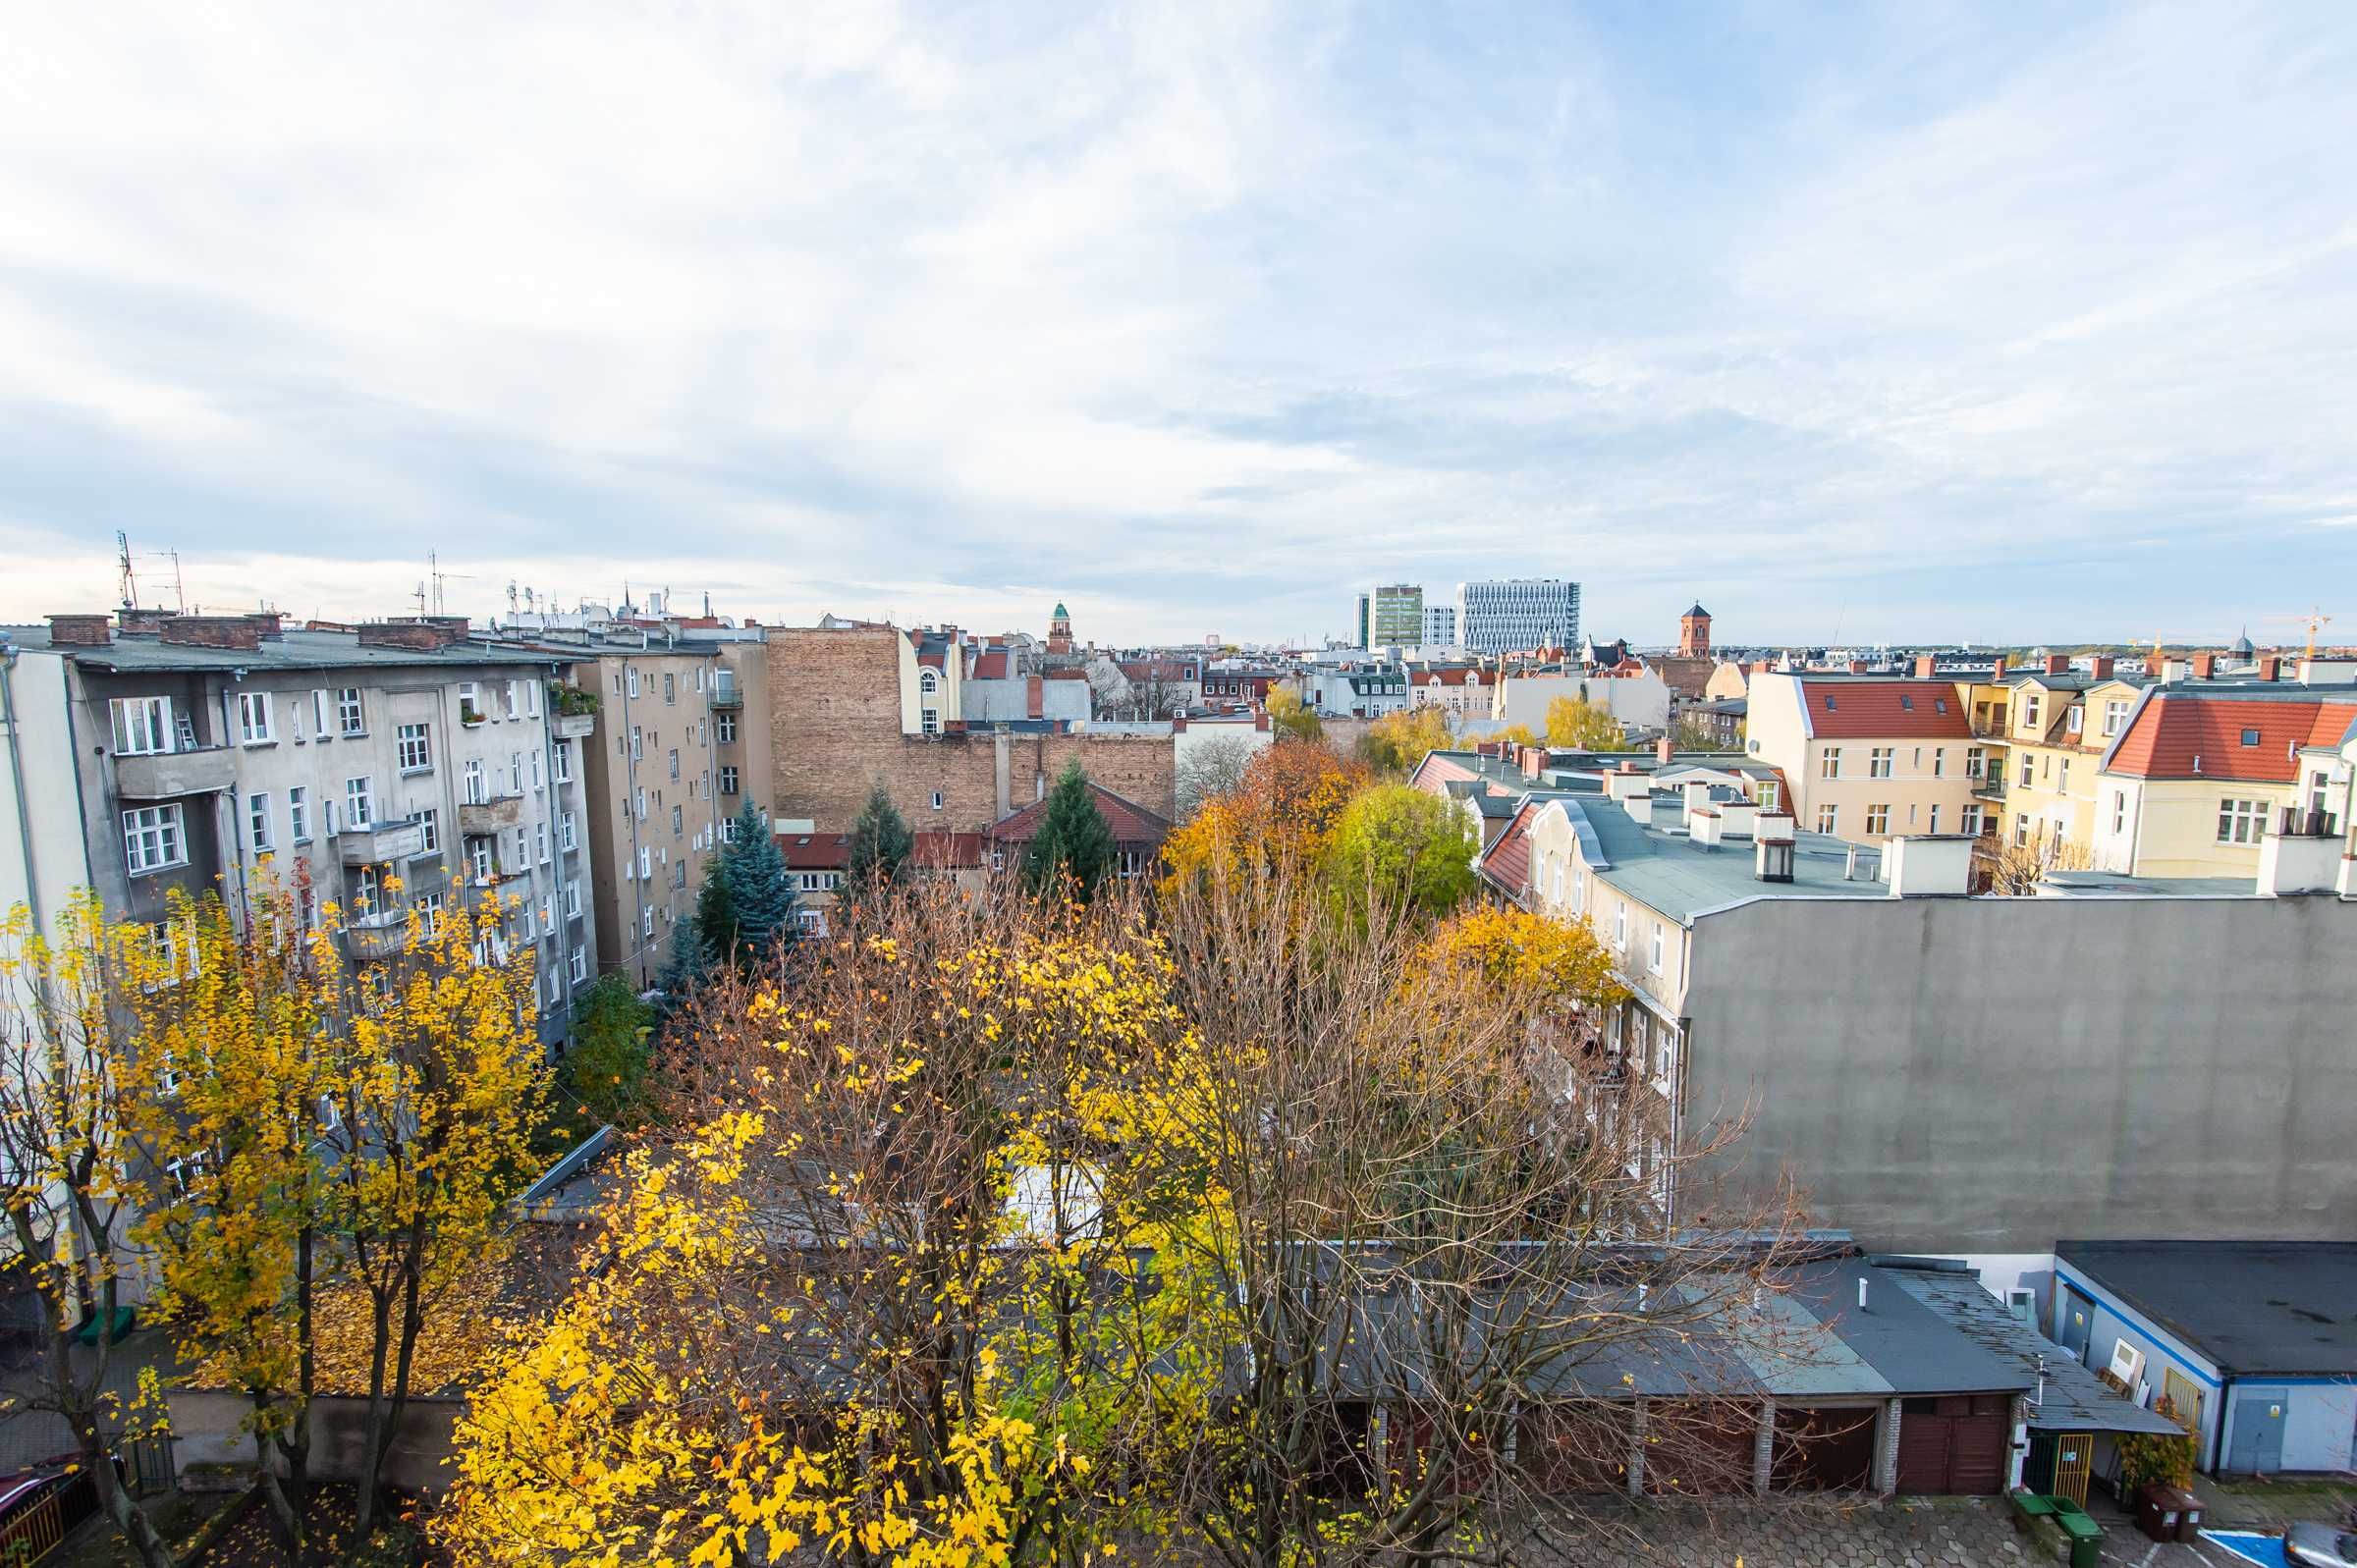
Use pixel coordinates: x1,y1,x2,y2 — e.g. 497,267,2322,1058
45,613,112,647
357,620,462,651
1990,655,2008,678
2090,656,2114,679
246,611,286,639
1026,676,1044,719
2191,652,2217,680
1655,734,1675,764
2257,654,2281,681
2044,654,2069,676
159,615,262,651
1751,659,1775,676
115,607,179,635
1913,655,1937,679
1847,660,1868,675
2145,649,2165,677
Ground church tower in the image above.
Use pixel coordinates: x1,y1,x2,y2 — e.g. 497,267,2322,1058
1678,603,1712,659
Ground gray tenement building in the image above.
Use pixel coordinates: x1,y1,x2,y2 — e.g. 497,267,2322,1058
1457,578,1581,654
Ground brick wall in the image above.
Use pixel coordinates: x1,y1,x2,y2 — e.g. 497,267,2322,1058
768,627,1176,831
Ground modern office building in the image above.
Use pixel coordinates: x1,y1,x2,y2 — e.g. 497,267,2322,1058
1457,579,1581,655
1367,584,1424,649
1421,604,1457,647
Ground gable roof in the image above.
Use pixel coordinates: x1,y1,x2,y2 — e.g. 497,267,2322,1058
971,650,1010,680
2105,687,2357,782
778,832,850,869
911,830,985,869
986,782,1171,846
1794,678,1971,740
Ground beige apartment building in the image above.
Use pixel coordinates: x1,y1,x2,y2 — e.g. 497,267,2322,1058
1744,672,1983,842
1993,661,2147,854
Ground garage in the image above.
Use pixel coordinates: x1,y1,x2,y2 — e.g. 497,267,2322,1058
1773,1404,1879,1491
1894,1394,2009,1493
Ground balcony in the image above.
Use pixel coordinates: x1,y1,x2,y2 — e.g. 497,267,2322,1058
553,712,596,741
710,680,741,711
339,909,410,961
1971,775,2009,800
457,792,526,836
114,745,235,800
337,817,428,867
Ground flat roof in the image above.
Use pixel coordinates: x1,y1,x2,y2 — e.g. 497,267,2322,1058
5,625,561,674
2056,1241,2357,1377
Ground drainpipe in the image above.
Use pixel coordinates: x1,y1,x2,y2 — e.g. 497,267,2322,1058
0,644,45,936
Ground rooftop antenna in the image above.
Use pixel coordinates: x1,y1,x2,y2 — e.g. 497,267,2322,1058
117,530,139,611
168,551,185,611
506,579,520,619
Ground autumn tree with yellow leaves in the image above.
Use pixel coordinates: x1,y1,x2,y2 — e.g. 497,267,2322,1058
1161,739,1372,888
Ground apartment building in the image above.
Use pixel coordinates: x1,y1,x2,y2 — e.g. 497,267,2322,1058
1490,667,1672,733
1457,578,1580,655
1745,671,1982,843
5,611,598,1050
1401,662,1495,720
1993,659,2148,854
2093,680,2357,879
1365,584,1424,649
1429,751,2357,1255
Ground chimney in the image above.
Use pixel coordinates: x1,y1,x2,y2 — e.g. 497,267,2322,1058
159,615,262,651
2191,652,2217,680
1719,798,1759,838
1751,659,1775,676
2257,810,2341,896
1990,655,2008,678
1681,779,1713,817
1753,829,1795,884
1604,769,1649,802
1886,835,1973,897
45,613,112,647
356,620,462,652
1847,659,1867,675
2090,656,2114,680
2258,654,2281,682
1656,734,1676,764
1913,655,1937,679
1756,812,1796,844
115,607,179,635
246,611,285,639
1520,745,1544,779
2147,649,2166,678
1026,676,1044,719
2044,654,2069,676
1690,807,1723,847
1623,793,1655,827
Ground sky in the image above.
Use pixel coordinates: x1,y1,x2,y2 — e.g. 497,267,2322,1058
3,2,2354,650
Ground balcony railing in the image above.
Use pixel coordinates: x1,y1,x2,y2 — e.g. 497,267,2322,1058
457,792,526,837
552,712,596,740
114,745,235,800
339,909,410,961
710,680,742,711
337,817,428,868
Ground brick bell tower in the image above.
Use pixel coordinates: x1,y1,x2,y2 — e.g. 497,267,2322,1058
1047,601,1073,655
1678,602,1711,658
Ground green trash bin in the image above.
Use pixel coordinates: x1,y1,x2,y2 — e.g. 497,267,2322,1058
2050,1498,2103,1568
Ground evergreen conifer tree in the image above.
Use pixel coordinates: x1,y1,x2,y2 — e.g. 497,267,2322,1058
1022,761,1118,900
720,801,795,954
847,777,914,892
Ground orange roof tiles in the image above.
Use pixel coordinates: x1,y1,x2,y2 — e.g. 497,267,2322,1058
987,782,1171,846
2107,692,2357,783
1798,679,1972,740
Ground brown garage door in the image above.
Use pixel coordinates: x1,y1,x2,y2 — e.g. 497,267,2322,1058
1894,1395,2009,1494
1773,1405,1878,1491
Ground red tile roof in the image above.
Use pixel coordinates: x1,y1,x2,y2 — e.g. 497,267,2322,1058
778,832,850,869
911,830,985,869
986,782,1171,846
1477,799,1542,903
972,650,1010,680
2107,692,2357,783
1797,679,1972,739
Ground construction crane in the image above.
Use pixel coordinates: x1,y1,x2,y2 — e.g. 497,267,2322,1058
2305,607,2333,661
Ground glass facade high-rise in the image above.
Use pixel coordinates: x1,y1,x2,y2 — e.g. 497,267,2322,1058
1367,583,1424,648
1456,578,1580,655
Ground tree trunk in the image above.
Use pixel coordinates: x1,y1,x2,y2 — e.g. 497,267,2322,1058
93,1457,178,1568
353,1282,397,1539
255,1463,303,1551
356,1246,427,1539
287,1223,315,1487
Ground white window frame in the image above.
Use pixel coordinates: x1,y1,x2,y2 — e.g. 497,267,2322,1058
247,790,273,853
1816,804,1837,835
1868,746,1892,779
123,803,188,875
560,811,576,851
2218,797,2269,845
238,690,276,745
311,689,333,738
418,807,440,854
337,687,365,737
110,696,174,756
289,786,310,844
397,722,432,774
1820,748,1840,780
1865,803,1890,837
346,776,373,831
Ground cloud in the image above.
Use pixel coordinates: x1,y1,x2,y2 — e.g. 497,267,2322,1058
1,0,2352,645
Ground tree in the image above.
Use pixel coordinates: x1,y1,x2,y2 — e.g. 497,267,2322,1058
1162,740,1371,887
1174,734,1257,820
0,894,180,1568
1983,833,2096,895
1266,683,1323,743
1672,714,1726,751
846,776,914,892
1492,722,1545,748
1022,761,1119,899
1322,783,1480,920
718,801,794,957
656,871,727,998
1546,694,1631,750
559,975,655,1130
1356,704,1453,775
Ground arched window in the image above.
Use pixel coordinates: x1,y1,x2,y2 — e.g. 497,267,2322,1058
920,670,939,694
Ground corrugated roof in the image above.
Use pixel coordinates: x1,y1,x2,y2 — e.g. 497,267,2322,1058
1797,678,1972,739
1889,1268,2184,1434
2106,688,2357,782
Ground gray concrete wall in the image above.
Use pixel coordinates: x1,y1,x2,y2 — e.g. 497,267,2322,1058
1683,894,2357,1253
170,1389,461,1494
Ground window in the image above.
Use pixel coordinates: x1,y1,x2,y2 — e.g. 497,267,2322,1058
124,804,188,874
1961,803,1984,837
553,742,572,784
630,726,642,761
529,750,544,790
1966,745,1985,779
668,747,680,782
509,752,523,793
1756,780,1778,812
464,759,487,804
715,713,736,744
638,846,651,881
663,672,676,703
311,689,333,737
1613,901,1627,948
1816,804,1837,835
323,797,341,838
504,680,521,721
346,776,373,830
536,823,550,864
2103,699,2129,737
921,707,940,735
634,787,647,821
2058,758,2070,791
718,765,739,794
289,786,310,843
2239,728,2261,747
141,917,196,993
570,946,587,982
1927,804,1943,836
417,807,439,854
415,893,442,938
110,696,173,755
512,826,530,872
720,816,735,844
2014,813,2032,847
539,893,553,931
627,667,639,699
353,863,380,912
247,791,273,853
990,848,1006,873
671,804,684,836
397,723,432,773
2217,797,2269,845
1869,746,1893,779
1931,748,1945,779
565,882,581,918
2021,693,2042,730
930,791,945,811
641,907,654,938
1864,803,1890,836
1898,694,1913,712
560,811,576,850
2066,705,2083,735
239,690,276,744
471,838,497,883
1647,923,1665,974
2018,753,2034,787
1820,749,1841,780
920,669,939,695
525,679,541,719
2110,791,2126,836
337,688,365,736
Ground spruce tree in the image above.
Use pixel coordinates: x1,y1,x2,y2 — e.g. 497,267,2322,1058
720,801,795,954
1022,761,1118,900
847,777,914,892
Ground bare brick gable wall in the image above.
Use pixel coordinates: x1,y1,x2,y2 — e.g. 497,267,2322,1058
767,627,1176,832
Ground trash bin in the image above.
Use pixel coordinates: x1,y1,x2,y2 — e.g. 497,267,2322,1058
2138,1485,2193,1542
2172,1492,2205,1543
